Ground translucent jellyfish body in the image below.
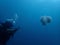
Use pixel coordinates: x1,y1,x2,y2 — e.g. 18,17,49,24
40,16,52,25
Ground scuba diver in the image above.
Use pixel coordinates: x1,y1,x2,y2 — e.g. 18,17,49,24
0,18,19,45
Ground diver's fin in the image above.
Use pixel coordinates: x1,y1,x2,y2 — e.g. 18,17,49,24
7,27,20,38
11,28,19,37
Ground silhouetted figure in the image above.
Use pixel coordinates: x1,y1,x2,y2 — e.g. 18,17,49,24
0,20,19,45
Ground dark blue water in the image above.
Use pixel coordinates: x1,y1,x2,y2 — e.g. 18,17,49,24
0,0,60,45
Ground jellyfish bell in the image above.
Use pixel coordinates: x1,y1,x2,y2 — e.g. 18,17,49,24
40,16,52,25
40,16,48,25
46,16,52,23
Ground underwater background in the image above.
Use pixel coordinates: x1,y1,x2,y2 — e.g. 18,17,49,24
0,0,60,45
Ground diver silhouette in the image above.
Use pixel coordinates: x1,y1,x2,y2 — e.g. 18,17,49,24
0,20,19,45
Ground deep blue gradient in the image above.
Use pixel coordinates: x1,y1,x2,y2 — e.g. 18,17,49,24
0,0,60,45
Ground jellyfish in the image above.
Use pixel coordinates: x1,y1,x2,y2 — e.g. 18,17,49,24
40,16,52,25
46,16,52,23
